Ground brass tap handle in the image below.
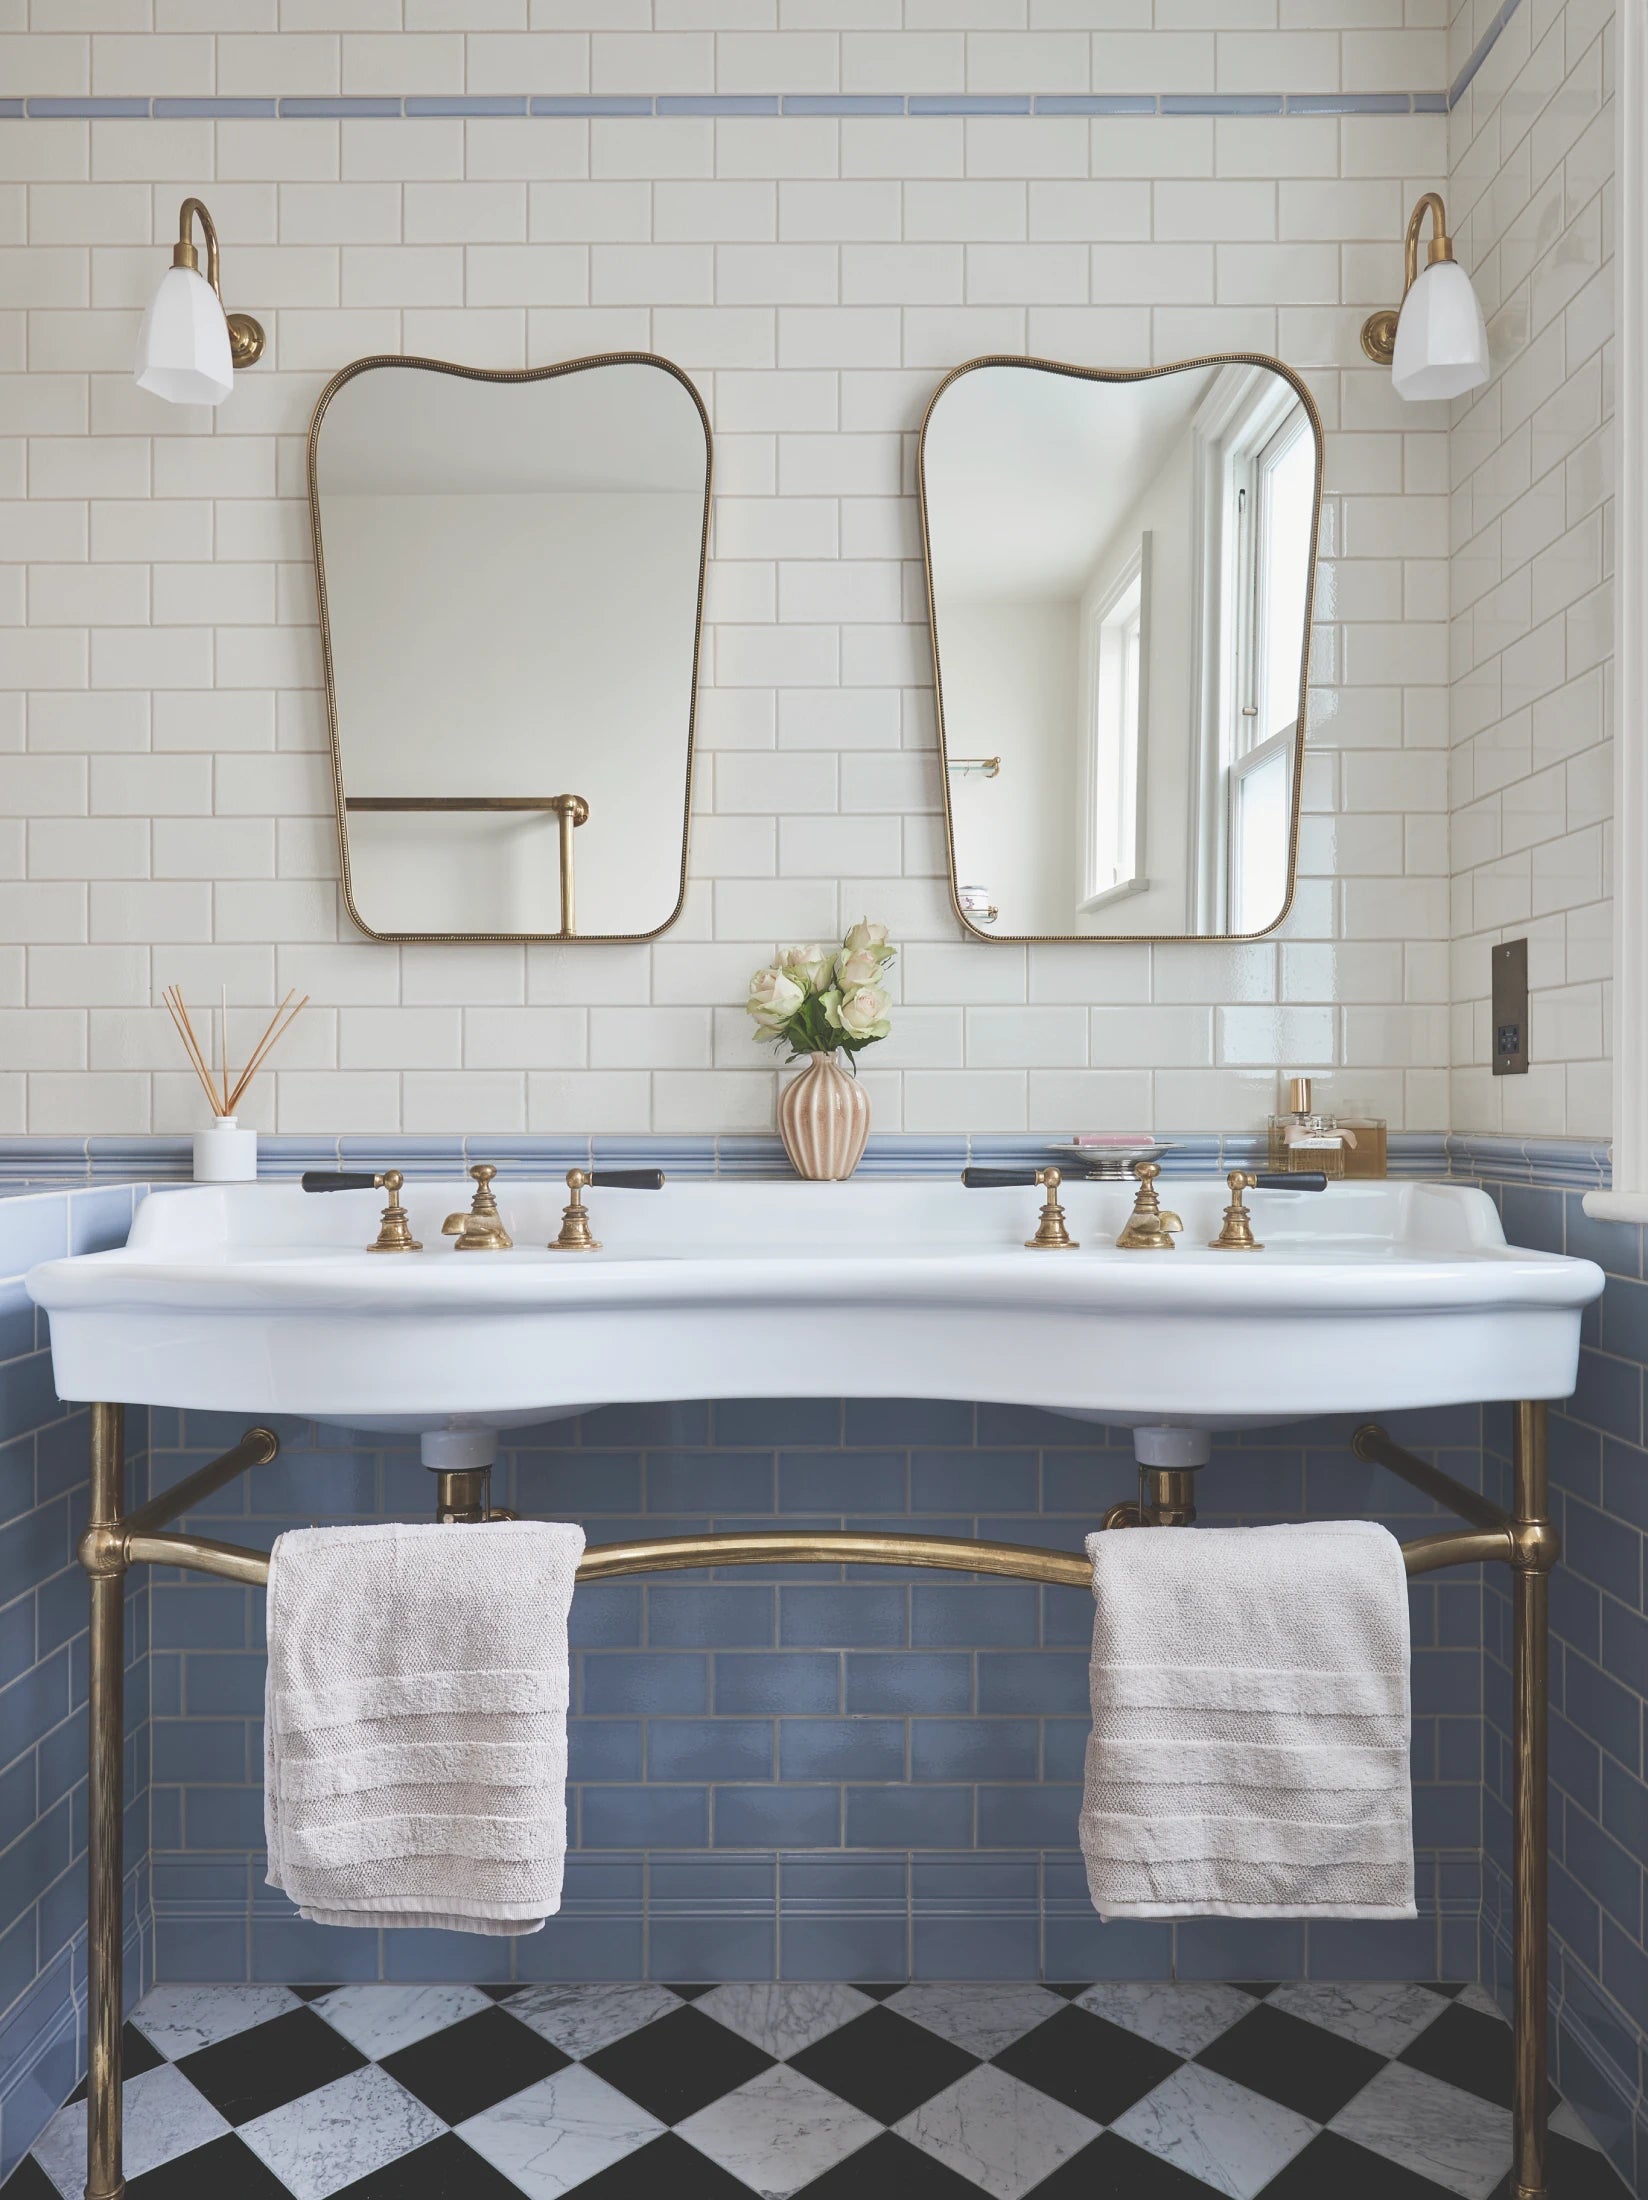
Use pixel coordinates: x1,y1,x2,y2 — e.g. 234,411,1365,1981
365,1170,422,1254
1210,1170,1264,1252
1116,1160,1183,1251
551,1167,602,1252
446,1162,513,1252
1027,1167,1078,1251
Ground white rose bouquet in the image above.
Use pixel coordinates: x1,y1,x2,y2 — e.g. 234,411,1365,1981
746,920,896,1063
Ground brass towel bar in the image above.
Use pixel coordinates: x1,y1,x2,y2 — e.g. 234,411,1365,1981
342,793,589,936
77,1402,1557,2200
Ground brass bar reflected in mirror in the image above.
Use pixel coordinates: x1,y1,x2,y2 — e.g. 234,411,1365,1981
919,352,1324,945
344,794,589,937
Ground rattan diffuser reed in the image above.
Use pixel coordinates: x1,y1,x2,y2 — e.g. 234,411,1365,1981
163,984,307,1118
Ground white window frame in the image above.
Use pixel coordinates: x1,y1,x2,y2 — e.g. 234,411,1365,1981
1186,367,1310,934
1589,2,1642,1218
1078,536,1151,914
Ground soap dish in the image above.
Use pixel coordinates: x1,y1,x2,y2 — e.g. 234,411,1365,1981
1049,1136,1164,1179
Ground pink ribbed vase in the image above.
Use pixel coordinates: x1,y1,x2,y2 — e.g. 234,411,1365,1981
778,1051,871,1181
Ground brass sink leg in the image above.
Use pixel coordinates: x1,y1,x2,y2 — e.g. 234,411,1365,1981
84,1402,127,2200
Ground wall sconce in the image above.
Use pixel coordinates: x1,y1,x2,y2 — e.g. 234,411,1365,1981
1360,190,1489,402
134,196,265,407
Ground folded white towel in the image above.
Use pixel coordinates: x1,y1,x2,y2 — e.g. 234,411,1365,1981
1080,1520,1414,1921
264,1519,585,1936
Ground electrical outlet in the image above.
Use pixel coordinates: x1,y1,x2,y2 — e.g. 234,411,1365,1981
1491,938,1528,1076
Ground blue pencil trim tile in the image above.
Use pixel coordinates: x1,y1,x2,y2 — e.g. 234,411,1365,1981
529,95,653,116
908,94,1031,115
658,95,781,115
26,97,151,117
152,97,278,118
404,95,529,116
1412,91,1450,113
1162,93,1284,114
0,101,24,119
1035,94,1156,114
1284,91,1413,114
781,94,904,115
278,96,403,117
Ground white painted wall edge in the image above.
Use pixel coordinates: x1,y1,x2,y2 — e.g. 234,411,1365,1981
1611,0,1645,1193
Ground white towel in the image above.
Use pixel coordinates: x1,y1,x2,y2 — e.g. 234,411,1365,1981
264,1519,584,1936
1080,1520,1414,1921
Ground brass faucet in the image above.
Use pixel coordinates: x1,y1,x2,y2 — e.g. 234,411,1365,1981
549,1166,667,1251
1210,1170,1263,1251
958,1164,1077,1249
365,1170,421,1254
443,1163,513,1252
1115,1160,1182,1251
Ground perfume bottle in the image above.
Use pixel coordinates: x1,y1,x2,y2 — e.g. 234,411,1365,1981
1267,1076,1347,1178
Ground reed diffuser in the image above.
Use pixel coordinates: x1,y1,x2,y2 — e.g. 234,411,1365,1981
163,984,307,1181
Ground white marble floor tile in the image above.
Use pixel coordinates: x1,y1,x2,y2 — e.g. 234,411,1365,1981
238,2062,445,2200
309,1983,497,2061
895,2062,1099,2200
886,1983,1066,2061
1329,2062,1511,2199
694,1983,874,2059
457,2065,664,2198
33,2064,229,2200
1109,2063,1318,2200
506,1982,682,2060
1075,1981,1257,2059
131,1984,303,2060
1264,1980,1450,2058
677,2062,880,2200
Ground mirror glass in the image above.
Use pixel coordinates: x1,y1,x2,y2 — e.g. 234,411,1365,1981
310,354,711,941
920,356,1321,940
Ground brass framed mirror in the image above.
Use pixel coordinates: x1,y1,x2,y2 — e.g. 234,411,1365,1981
308,351,712,944
919,353,1323,944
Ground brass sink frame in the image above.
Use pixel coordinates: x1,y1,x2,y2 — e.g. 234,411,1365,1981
76,1400,1556,2200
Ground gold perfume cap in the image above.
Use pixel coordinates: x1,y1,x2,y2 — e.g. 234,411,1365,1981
1288,1076,1312,1114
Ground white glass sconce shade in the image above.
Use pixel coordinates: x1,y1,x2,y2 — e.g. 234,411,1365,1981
1390,256,1490,401
134,263,234,407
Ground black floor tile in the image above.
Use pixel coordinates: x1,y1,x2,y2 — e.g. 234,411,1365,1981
1260,2129,1459,2196
662,1983,717,2001
67,2022,165,2101
1035,2132,1226,2196
1231,1982,1279,1999
790,2005,978,2126
288,1984,341,2002
175,2005,366,2125
1196,2002,1386,2123
1420,1980,1467,2000
848,1982,905,2002
584,2004,774,2124
573,2132,758,2198
328,2131,535,2198
476,1983,519,2002
1512,2128,1634,2197
994,2003,1181,2125
126,2132,294,2199
379,2005,570,2125
0,2156,59,2200
800,2132,981,2198
1398,1998,1556,2112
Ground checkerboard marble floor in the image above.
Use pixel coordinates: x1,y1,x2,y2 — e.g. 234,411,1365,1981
1,1978,1628,2200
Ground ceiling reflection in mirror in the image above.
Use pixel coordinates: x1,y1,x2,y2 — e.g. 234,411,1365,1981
310,353,711,942
920,356,1321,941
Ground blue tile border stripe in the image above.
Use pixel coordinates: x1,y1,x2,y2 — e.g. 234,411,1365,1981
0,1128,1606,1191
1,5,1526,127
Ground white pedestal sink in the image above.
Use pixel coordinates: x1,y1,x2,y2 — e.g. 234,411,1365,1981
26,1176,1604,1469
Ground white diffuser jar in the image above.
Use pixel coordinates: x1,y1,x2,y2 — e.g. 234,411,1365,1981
193,1114,257,1182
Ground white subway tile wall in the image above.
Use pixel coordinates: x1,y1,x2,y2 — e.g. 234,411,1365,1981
1,5,1466,1141
1447,0,1614,1138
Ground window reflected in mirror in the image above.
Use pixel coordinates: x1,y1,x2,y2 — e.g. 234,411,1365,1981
920,356,1322,942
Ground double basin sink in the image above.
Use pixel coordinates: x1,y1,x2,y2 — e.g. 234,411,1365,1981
25,1172,1605,1468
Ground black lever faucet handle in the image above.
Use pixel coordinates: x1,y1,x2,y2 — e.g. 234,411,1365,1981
301,1171,382,1192
961,1168,1043,1187
1250,1171,1328,1191
586,1169,666,1190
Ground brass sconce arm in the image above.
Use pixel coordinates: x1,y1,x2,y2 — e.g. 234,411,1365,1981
173,196,265,371
1361,190,1456,366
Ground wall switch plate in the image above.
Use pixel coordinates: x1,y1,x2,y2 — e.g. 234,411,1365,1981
1492,937,1528,1076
